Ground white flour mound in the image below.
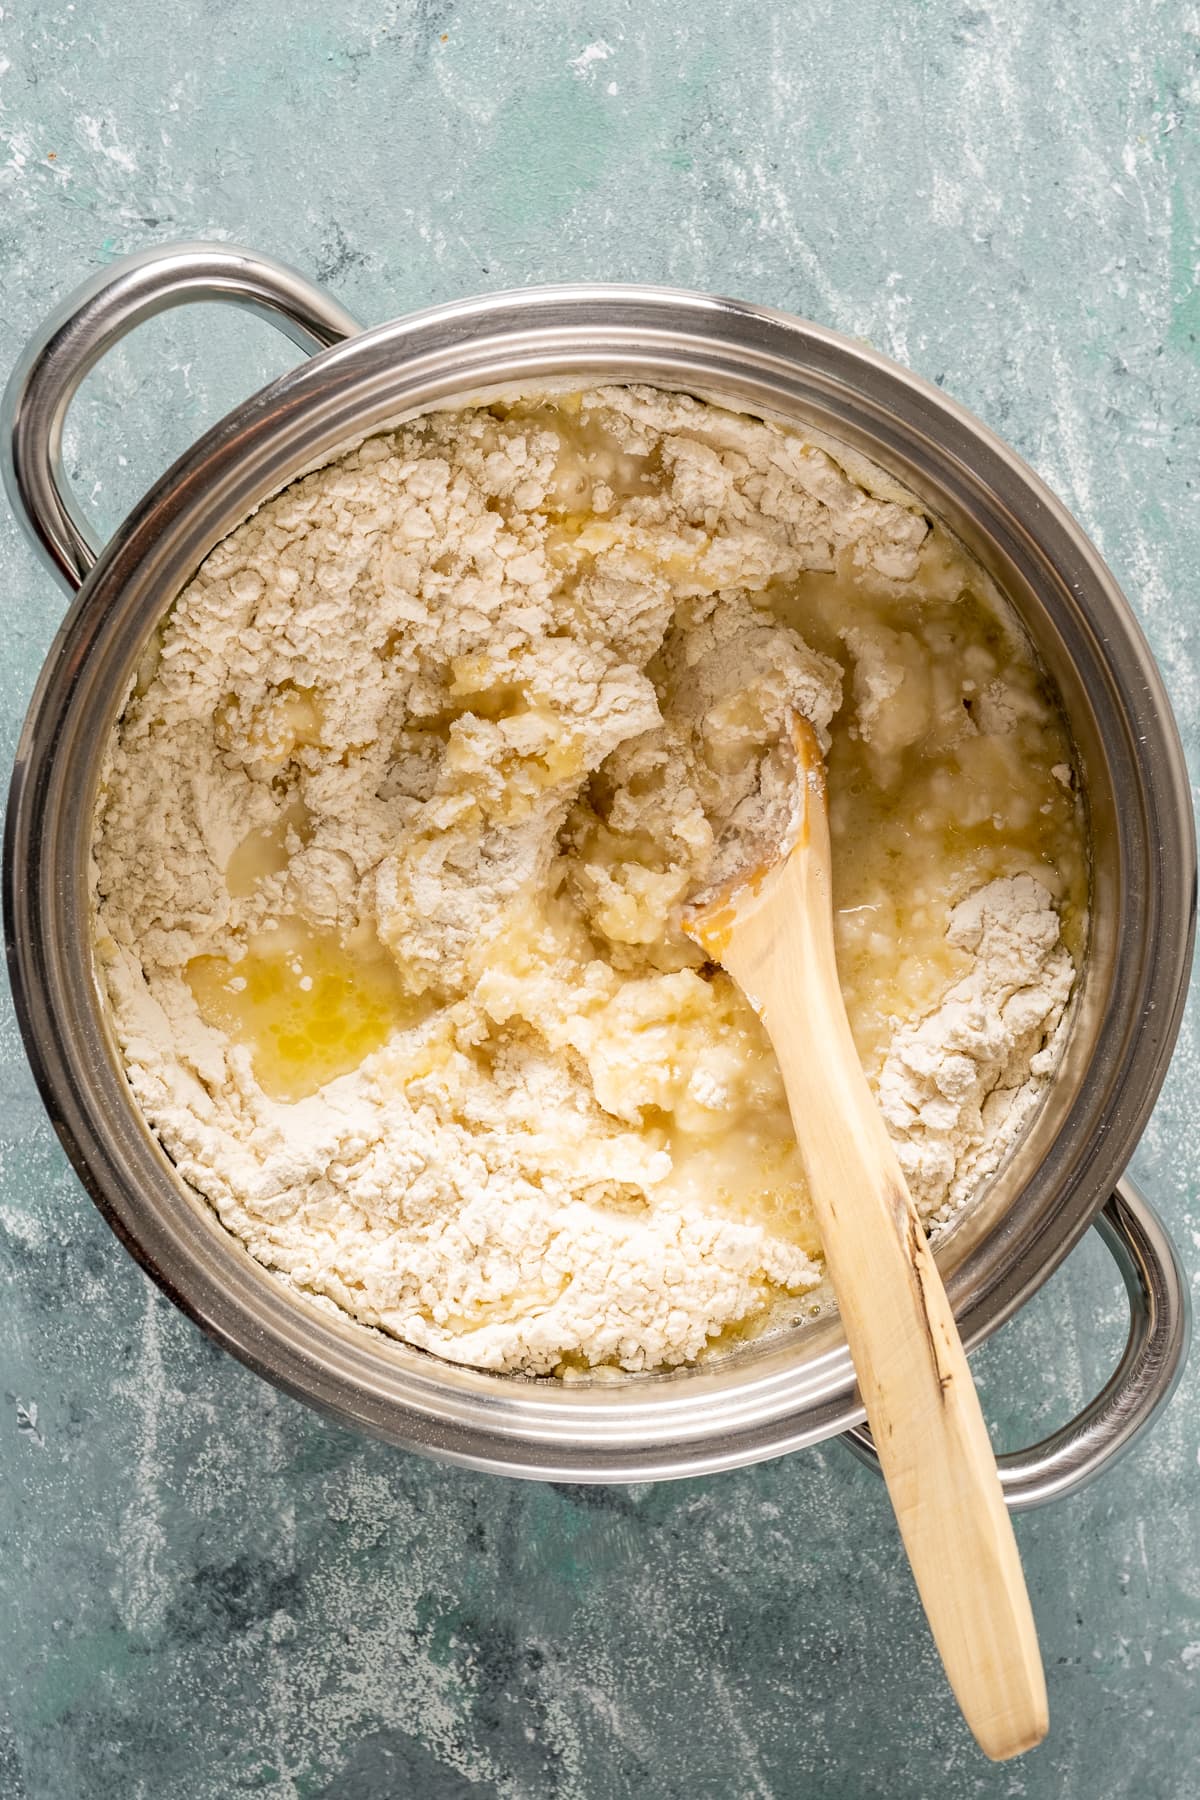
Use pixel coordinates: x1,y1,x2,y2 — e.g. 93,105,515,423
93,386,1078,1376
877,875,1074,1218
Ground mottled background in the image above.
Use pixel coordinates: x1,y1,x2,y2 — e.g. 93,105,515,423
1,3,1198,1796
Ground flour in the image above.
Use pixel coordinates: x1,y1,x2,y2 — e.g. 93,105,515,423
93,386,1084,1376
876,875,1075,1219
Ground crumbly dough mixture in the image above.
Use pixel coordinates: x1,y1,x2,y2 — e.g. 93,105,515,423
93,387,1087,1375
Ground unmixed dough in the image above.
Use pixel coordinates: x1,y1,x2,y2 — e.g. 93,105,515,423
93,386,1085,1375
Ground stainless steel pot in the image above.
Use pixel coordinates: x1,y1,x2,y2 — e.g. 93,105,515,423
3,242,1193,1496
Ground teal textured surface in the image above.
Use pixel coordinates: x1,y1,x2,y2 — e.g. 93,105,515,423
1,3,1198,1795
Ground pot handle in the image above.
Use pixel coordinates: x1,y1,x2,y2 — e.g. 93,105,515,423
839,1179,1190,1510
1,241,361,594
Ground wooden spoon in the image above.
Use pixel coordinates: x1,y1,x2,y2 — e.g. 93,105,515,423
682,714,1048,1762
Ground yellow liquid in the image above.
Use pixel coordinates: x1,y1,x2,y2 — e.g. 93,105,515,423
224,802,311,899
187,918,427,1101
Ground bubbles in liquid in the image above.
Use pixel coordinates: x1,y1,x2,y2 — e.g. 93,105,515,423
188,917,428,1102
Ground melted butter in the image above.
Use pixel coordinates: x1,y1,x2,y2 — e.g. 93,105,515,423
766,546,1089,1075
217,683,325,765
133,620,168,697
659,1124,822,1260
434,1277,572,1336
187,918,428,1101
270,685,323,751
225,803,311,899
499,394,660,508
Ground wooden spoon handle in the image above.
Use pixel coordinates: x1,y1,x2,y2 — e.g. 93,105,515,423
761,911,1048,1761
685,716,1048,1756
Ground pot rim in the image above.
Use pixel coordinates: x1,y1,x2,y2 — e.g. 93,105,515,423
4,266,1194,1480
